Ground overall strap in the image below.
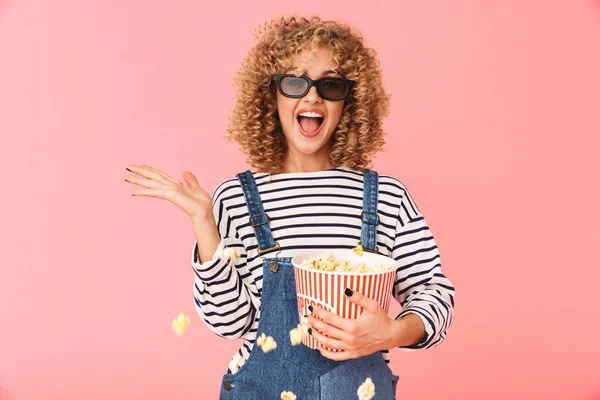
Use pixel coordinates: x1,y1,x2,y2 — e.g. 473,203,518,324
359,170,380,253
236,170,280,257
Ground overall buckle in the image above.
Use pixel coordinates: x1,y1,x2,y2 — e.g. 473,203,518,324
360,211,379,226
257,242,281,273
249,213,270,227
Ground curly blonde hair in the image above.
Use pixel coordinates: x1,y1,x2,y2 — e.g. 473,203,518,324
225,16,390,174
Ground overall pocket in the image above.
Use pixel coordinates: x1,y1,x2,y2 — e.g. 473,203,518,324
319,352,395,400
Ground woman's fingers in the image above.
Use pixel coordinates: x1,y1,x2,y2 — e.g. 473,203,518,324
126,164,214,221
309,327,348,351
124,174,162,190
308,315,354,344
140,164,178,182
309,305,356,333
316,346,352,361
126,164,176,184
125,164,183,191
131,188,167,198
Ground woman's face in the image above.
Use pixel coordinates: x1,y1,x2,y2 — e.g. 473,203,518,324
275,47,345,162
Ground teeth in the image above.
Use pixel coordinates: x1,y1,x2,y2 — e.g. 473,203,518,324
298,111,323,118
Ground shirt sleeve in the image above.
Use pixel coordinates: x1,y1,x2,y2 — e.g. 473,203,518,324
191,185,260,340
391,187,455,351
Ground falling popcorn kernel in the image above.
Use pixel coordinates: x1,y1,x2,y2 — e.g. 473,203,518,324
290,314,312,346
228,353,246,375
357,377,375,400
256,333,278,353
290,326,304,346
281,391,297,400
214,245,225,259
223,248,241,261
172,312,190,336
353,244,364,256
300,315,310,331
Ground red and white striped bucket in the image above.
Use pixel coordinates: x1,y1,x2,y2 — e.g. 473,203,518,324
291,250,397,351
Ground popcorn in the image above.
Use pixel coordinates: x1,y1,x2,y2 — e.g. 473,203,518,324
300,254,393,273
214,245,241,261
290,315,311,346
281,391,297,400
224,248,241,260
290,327,304,346
300,315,310,331
172,312,190,336
228,353,246,375
353,244,364,256
256,333,277,353
357,377,375,400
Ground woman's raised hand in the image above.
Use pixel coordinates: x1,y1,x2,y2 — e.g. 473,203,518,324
125,164,214,223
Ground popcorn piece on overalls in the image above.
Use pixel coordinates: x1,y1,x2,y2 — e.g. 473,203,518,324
300,315,310,330
228,354,246,375
357,377,375,400
289,327,304,346
257,333,278,353
171,312,190,336
280,391,296,400
353,243,364,256
290,315,311,346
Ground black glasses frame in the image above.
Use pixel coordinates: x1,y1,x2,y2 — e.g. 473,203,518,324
272,74,356,101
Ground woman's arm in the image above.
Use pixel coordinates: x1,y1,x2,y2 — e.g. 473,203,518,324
307,182,455,359
191,186,260,340
391,196,455,350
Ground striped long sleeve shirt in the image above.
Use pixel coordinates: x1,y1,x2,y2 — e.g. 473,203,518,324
191,166,455,370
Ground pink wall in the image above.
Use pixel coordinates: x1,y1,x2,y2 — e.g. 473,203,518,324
1,1,599,399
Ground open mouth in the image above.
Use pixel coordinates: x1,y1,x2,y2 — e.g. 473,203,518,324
296,111,325,136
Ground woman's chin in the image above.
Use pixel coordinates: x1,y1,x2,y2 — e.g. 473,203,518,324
294,140,331,156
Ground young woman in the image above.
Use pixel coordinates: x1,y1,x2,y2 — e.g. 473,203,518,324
125,16,455,400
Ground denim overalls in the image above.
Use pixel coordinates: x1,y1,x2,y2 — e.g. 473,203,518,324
218,169,400,399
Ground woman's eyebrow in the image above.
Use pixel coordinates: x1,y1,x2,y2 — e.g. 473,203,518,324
283,69,341,77
320,69,340,76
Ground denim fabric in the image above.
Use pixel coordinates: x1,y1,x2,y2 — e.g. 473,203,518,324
360,170,380,253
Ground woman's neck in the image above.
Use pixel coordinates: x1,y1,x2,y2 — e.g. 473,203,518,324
279,155,334,174
279,148,334,173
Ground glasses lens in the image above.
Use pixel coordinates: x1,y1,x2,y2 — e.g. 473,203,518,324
280,76,308,96
319,78,347,99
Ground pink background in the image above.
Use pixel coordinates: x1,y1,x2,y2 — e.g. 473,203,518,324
1,1,599,399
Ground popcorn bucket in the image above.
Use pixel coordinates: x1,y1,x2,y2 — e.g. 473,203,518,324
291,250,397,351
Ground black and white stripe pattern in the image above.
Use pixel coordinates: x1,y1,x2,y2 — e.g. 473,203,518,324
191,166,455,369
